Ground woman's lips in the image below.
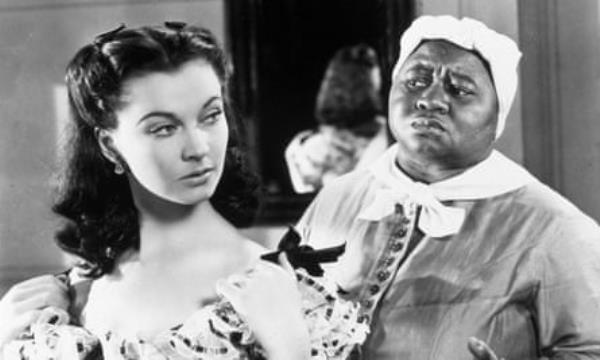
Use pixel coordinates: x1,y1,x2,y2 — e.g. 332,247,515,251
179,168,214,184
410,117,446,133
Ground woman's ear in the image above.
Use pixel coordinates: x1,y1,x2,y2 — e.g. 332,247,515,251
95,128,125,174
95,128,116,162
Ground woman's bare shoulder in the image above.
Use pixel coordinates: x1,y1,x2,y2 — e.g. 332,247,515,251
238,237,268,268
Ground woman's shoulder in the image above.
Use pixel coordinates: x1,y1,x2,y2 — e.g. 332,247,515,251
223,224,268,267
234,236,268,270
8,269,368,360
242,237,268,258
317,167,374,201
304,167,377,225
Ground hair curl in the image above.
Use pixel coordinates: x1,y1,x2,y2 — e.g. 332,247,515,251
53,23,260,278
315,44,383,138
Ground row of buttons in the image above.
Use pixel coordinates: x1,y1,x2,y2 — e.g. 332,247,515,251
357,202,415,323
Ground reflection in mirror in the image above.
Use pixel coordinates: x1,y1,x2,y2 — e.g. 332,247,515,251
225,0,414,224
284,44,391,195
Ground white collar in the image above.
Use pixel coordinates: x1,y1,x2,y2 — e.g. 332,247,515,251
358,143,537,237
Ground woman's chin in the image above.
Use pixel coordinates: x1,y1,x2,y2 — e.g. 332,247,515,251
163,190,213,206
129,174,217,209
139,186,214,208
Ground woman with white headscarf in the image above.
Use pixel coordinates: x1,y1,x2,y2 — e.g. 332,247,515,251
296,15,600,359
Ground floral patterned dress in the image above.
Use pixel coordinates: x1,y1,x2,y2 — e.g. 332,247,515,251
4,230,369,360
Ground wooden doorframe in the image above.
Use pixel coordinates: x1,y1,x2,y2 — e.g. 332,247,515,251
517,0,563,190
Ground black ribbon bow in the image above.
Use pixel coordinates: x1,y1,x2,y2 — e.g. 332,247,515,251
260,226,346,277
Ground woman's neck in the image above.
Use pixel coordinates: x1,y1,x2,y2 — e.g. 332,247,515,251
134,200,238,266
83,201,252,338
396,158,465,184
394,147,493,184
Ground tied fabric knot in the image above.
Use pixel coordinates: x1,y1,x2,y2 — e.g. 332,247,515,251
261,226,346,276
359,143,537,239
409,182,466,237
358,186,466,238
415,193,465,238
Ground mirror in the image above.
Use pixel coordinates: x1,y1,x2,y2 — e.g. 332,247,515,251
225,0,414,224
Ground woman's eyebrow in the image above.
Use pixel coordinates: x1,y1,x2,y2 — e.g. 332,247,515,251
405,62,434,73
201,96,222,110
448,70,477,86
137,96,223,125
137,111,178,125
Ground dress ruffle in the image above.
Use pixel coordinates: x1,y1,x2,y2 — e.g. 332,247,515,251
4,270,368,360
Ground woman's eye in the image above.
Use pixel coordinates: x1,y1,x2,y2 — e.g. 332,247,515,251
449,84,474,97
150,124,177,136
406,78,428,89
202,109,224,124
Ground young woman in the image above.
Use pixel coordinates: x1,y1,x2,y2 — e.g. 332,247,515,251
0,23,367,360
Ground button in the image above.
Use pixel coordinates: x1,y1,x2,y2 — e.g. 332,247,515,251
369,284,380,295
377,270,390,282
391,242,404,252
393,227,407,238
380,256,396,266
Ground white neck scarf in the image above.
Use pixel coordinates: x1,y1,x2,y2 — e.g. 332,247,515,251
358,144,537,237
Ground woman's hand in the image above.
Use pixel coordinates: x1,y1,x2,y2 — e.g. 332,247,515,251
217,254,310,360
0,274,70,348
468,337,505,360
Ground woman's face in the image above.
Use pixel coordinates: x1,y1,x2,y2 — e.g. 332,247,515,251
102,59,228,205
388,40,498,170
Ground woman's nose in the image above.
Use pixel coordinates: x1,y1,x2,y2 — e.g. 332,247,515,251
181,129,209,161
415,82,450,114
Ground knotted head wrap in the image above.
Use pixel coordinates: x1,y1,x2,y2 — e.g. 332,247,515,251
392,15,522,139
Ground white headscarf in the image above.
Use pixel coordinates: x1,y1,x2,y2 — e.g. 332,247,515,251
392,15,522,139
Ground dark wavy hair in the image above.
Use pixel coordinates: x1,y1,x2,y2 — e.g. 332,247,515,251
53,22,260,278
315,44,384,138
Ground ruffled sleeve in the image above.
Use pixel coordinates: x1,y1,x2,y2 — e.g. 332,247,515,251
3,270,368,360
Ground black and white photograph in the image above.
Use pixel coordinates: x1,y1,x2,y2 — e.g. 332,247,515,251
0,0,599,359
